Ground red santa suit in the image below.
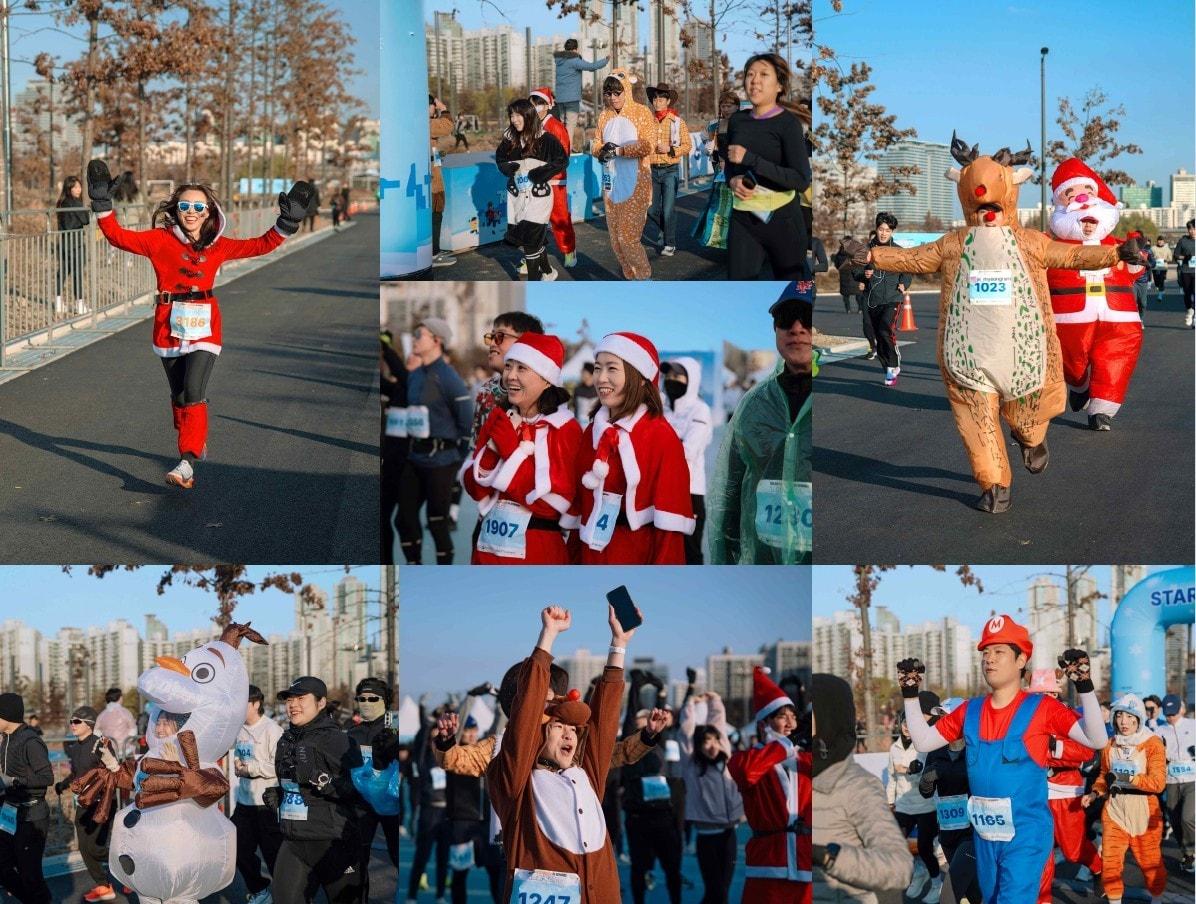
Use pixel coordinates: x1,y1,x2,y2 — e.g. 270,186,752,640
461,333,582,564
728,668,812,904
531,87,576,256
96,206,286,459
1046,158,1143,420
563,332,694,565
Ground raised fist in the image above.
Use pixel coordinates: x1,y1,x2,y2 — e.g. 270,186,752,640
896,658,926,698
1057,649,1094,693
541,606,572,634
86,159,116,213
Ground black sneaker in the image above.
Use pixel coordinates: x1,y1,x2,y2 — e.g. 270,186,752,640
864,350,877,360
1088,413,1112,431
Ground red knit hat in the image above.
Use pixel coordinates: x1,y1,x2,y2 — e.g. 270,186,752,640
530,86,555,107
595,332,660,383
1051,157,1118,207
977,613,1034,659
505,333,565,386
752,666,795,723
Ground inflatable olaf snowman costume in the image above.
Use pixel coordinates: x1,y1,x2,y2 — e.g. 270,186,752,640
73,622,267,904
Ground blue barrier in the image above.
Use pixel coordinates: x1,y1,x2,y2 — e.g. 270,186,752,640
1110,566,1194,697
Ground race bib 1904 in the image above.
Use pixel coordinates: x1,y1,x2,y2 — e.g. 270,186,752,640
968,795,1014,842
511,868,580,904
477,500,533,559
967,269,1013,305
168,301,212,340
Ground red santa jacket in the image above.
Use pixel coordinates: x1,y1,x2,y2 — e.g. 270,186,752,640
1047,734,1098,799
462,405,582,521
728,734,812,890
564,404,695,552
540,114,571,186
1046,235,1140,323
98,208,286,356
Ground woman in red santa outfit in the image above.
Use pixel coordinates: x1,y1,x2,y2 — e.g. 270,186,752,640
86,159,314,489
528,88,578,269
1046,157,1144,431
729,667,811,904
460,332,582,565
564,331,695,565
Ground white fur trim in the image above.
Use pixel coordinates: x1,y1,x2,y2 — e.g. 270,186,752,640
505,343,563,386
559,512,581,529
595,334,658,380
153,342,222,358
1087,397,1122,417
540,492,572,515
755,694,795,723
617,427,648,529
525,428,553,506
653,510,696,535
491,440,535,493
581,458,608,490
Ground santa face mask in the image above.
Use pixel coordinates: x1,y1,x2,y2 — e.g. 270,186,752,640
1049,194,1120,242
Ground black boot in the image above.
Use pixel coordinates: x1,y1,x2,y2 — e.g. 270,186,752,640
524,250,543,281
1067,388,1090,412
974,485,1011,513
1018,437,1049,473
1088,413,1112,431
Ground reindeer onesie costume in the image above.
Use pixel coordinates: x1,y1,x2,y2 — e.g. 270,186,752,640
867,135,1127,512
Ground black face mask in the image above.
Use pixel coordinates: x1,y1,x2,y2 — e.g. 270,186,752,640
663,379,687,402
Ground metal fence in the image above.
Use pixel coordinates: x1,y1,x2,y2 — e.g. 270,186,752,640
1,201,285,368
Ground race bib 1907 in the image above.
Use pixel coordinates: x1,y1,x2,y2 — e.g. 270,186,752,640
936,794,969,831
968,795,1014,842
967,269,1013,305
477,501,533,559
511,868,580,904
168,301,212,340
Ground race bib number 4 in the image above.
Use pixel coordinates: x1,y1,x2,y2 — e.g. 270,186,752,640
168,301,212,340
968,795,1014,842
967,269,1013,305
585,492,623,551
477,501,533,559
754,479,812,552
511,868,580,904
936,794,970,831
279,780,308,821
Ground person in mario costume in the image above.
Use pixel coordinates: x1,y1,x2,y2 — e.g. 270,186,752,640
894,614,1108,903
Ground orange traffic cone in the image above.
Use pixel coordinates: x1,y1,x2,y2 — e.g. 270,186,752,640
898,293,918,331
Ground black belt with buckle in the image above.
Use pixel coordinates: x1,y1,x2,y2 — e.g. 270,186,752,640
157,290,215,305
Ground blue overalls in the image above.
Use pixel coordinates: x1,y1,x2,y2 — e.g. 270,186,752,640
962,694,1054,903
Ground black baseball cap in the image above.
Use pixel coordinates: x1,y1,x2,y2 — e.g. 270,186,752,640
277,676,327,700
355,677,391,702
1162,694,1182,717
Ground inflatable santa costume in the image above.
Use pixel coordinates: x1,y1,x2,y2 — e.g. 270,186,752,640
728,667,812,904
460,333,582,565
564,331,695,564
529,87,576,260
1047,157,1144,430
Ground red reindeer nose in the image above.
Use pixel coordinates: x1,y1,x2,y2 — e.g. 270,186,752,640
983,211,997,223
974,185,986,198
567,689,581,701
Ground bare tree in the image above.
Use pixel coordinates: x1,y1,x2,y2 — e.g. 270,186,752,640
1044,87,1142,187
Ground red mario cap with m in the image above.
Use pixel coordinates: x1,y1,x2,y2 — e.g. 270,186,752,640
976,613,1033,659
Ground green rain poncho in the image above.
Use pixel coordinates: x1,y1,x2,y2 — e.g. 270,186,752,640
708,356,813,564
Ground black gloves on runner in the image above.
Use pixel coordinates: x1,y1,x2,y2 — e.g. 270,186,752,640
1117,236,1143,264
276,181,316,235
908,759,924,775
597,142,618,163
1058,649,1094,694
87,159,116,213
896,658,926,699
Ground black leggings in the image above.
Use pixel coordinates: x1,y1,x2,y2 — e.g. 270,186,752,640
398,460,458,564
1152,269,1167,292
56,232,86,300
867,304,901,370
272,835,363,904
357,810,401,900
380,442,405,564
407,806,450,899
0,812,51,904
161,350,217,407
1181,269,1194,312
727,209,808,280
626,809,683,904
695,827,737,904
232,803,283,895
684,494,706,565
894,809,941,878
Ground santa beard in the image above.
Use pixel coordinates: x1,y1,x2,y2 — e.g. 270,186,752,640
1050,198,1120,242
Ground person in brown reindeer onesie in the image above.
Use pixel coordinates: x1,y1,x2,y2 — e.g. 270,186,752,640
487,603,638,903
854,133,1141,513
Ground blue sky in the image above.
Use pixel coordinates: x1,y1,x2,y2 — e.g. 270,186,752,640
8,1,378,118
528,281,788,350
814,0,1195,205
812,565,1184,641
0,565,377,638
399,567,810,701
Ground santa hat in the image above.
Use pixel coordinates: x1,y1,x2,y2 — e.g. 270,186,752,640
977,613,1034,659
1051,157,1118,207
530,86,555,107
752,666,795,723
505,332,565,387
595,331,660,383
1028,668,1059,694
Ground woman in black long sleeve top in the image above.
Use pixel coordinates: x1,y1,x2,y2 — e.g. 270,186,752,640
723,53,812,280
55,175,91,315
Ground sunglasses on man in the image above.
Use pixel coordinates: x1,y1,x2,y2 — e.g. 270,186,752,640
483,330,520,346
356,694,383,703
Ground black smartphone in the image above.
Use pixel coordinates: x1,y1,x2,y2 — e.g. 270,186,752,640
606,585,643,632
742,171,757,190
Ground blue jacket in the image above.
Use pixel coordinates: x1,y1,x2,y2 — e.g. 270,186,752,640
553,51,608,105
407,356,473,467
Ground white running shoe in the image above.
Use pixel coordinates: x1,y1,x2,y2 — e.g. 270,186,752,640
246,889,273,904
923,875,943,904
542,265,559,281
165,460,195,489
1186,309,1194,327
906,862,929,899
661,245,676,256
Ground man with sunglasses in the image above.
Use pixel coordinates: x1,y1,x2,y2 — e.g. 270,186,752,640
470,312,546,451
346,677,402,895
54,707,119,902
709,283,813,564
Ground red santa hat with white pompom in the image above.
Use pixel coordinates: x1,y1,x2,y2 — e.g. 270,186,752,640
1051,157,1120,208
752,666,795,723
581,332,661,490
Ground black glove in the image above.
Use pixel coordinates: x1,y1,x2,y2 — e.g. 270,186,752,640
920,767,938,786
1117,236,1143,264
1058,649,1094,694
54,778,69,795
896,658,926,699
87,159,116,213
1104,771,1122,795
908,759,924,775
597,142,618,163
276,181,316,235
811,844,828,869
262,785,282,810
467,682,496,697
374,729,402,770
686,667,697,685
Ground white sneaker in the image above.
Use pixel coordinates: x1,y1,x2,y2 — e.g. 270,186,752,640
165,459,195,489
923,876,943,904
906,862,929,899
75,299,90,314
432,251,456,268
661,245,676,257
541,265,559,281
246,889,273,904
1185,309,1194,327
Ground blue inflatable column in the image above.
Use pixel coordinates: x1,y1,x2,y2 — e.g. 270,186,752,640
1110,566,1195,697
380,0,432,277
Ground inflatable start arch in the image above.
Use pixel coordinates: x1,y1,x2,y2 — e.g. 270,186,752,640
1110,566,1194,698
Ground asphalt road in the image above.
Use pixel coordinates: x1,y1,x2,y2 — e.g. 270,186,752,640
812,286,1195,563
422,187,735,281
0,214,380,564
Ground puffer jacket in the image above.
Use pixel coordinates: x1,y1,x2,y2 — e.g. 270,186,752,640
813,755,913,904
886,738,934,815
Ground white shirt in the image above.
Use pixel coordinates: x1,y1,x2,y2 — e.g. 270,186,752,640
531,766,607,855
887,740,935,815
234,716,284,806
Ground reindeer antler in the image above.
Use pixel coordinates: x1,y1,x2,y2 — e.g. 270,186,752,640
1009,141,1034,166
950,130,980,167
219,621,268,648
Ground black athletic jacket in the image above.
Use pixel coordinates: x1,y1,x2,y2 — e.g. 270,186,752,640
275,711,365,842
